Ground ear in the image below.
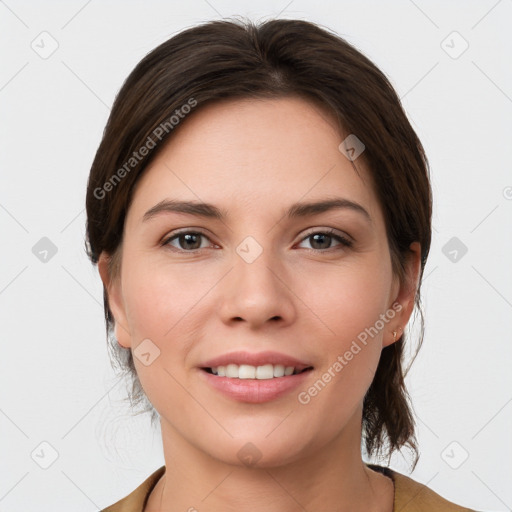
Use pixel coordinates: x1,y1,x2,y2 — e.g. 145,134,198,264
383,241,422,348
98,251,132,348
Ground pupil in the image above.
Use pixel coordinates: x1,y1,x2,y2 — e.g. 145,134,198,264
180,233,200,250
311,233,331,250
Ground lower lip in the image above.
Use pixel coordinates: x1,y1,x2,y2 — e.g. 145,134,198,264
199,369,312,403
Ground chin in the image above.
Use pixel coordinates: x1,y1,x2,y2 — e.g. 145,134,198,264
194,426,318,470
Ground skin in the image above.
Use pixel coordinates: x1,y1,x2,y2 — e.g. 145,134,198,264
99,96,421,512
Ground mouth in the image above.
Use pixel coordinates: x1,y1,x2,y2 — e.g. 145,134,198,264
198,351,314,402
201,364,314,379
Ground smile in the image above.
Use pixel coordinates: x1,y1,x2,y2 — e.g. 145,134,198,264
198,351,314,403
203,363,312,379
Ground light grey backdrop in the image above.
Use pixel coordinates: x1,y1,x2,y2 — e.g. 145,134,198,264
1,1,511,511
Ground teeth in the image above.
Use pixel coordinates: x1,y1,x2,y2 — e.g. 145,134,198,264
239,364,255,379
272,364,285,378
226,364,239,378
256,364,273,379
210,364,298,379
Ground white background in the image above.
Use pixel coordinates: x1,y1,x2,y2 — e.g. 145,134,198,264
1,1,511,511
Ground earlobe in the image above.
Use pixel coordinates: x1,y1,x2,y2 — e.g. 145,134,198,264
98,252,132,349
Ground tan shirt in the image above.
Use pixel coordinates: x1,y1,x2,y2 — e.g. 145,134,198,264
101,464,478,511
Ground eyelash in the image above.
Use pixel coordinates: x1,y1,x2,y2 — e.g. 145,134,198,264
161,228,354,253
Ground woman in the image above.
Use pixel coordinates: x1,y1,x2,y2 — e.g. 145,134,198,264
86,18,478,512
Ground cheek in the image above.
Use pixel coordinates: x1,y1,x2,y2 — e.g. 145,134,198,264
120,259,210,415
122,256,216,340
294,260,392,406
120,257,220,398
299,259,392,342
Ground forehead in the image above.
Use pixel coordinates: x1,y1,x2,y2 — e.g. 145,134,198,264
128,96,382,225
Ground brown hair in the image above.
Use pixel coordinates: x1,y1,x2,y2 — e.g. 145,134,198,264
85,17,431,469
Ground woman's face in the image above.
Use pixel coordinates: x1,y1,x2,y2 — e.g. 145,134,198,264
100,96,419,467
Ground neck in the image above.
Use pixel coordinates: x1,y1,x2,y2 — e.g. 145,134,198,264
147,412,394,512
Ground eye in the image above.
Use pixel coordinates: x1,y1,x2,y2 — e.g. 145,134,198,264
297,229,353,251
162,230,213,252
161,228,353,253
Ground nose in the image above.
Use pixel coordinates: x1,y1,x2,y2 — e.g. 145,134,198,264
217,246,297,330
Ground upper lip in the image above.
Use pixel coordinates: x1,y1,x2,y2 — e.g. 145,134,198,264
200,351,313,372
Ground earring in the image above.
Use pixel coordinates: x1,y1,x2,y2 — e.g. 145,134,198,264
392,326,402,341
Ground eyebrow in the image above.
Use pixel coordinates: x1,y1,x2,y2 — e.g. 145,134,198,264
143,198,372,223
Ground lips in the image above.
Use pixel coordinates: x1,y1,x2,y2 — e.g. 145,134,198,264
198,351,314,403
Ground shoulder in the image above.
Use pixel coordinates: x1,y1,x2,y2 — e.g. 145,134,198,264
367,464,479,512
100,466,165,512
